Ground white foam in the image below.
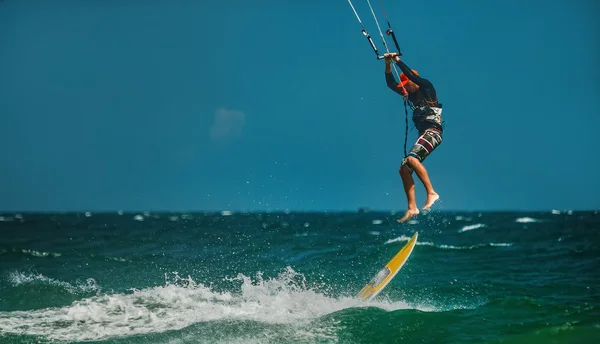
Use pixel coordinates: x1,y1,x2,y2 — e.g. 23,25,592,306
454,216,472,221
489,243,513,247
89,254,129,262
0,268,434,342
384,235,413,244
438,243,513,250
221,210,233,216
20,249,61,258
458,223,486,233
384,236,511,250
133,215,144,221
515,217,539,223
8,271,101,295
372,219,382,225
385,235,434,247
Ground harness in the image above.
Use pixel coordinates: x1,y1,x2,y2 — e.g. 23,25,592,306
401,95,443,157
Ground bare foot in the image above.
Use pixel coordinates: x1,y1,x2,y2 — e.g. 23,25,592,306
397,208,419,223
423,192,440,211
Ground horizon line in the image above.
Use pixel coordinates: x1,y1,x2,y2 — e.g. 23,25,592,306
1,208,598,214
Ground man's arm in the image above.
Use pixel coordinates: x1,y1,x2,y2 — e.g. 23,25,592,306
385,56,404,95
386,71,399,91
394,57,428,88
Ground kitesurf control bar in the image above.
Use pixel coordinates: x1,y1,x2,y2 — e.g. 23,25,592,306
347,0,402,60
379,0,402,56
369,30,403,59
347,0,383,59
362,29,382,59
386,29,402,56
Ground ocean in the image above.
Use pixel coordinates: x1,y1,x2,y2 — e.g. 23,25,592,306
0,210,598,344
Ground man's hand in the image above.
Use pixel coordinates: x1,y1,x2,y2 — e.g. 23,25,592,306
384,52,401,63
384,53,393,65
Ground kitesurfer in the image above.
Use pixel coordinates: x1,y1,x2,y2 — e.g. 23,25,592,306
384,52,444,223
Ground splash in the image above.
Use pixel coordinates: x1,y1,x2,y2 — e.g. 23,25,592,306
0,268,426,342
8,270,101,295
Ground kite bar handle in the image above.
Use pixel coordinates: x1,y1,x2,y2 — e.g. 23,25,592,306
386,29,402,56
362,30,382,60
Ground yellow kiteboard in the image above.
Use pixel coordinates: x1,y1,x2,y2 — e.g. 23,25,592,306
356,232,418,300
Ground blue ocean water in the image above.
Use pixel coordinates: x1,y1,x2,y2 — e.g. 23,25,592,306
0,210,599,343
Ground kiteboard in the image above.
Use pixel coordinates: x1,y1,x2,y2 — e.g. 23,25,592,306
356,232,418,300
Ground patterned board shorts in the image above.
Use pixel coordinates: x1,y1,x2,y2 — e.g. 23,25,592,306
402,129,443,171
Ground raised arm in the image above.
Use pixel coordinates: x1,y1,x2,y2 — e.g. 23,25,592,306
384,55,404,95
394,58,428,87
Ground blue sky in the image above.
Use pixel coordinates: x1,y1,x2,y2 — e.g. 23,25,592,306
0,0,598,212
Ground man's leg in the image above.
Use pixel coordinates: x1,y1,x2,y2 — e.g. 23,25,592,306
405,129,443,211
405,156,439,210
397,164,420,223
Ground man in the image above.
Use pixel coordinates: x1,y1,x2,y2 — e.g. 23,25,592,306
383,52,444,223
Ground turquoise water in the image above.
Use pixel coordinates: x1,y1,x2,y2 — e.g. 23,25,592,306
0,210,599,343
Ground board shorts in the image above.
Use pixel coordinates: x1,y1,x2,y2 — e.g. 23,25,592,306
402,128,443,172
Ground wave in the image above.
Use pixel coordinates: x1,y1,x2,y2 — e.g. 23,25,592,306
0,267,469,343
458,223,486,233
385,235,435,247
515,217,541,223
0,248,62,258
7,270,101,295
484,323,600,344
0,247,130,263
384,235,513,250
